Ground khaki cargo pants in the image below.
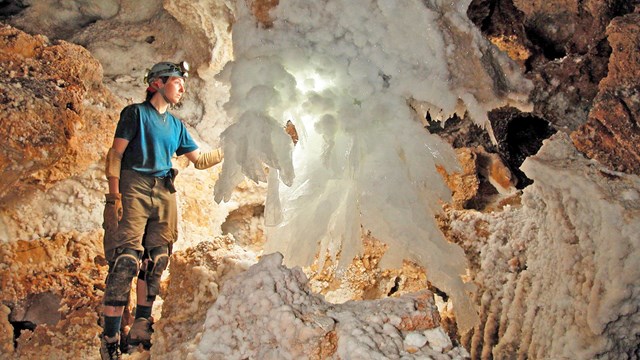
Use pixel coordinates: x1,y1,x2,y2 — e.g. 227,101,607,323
103,169,178,262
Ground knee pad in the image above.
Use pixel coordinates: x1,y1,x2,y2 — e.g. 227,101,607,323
104,250,140,306
145,246,169,301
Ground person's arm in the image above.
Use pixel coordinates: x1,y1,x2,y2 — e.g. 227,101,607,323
106,138,130,194
103,137,129,223
184,148,224,170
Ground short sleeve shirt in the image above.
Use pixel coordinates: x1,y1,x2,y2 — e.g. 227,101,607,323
115,101,198,177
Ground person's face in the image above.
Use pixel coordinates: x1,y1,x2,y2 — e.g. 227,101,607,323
158,76,185,104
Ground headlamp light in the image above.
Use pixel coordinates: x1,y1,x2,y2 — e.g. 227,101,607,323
178,61,190,75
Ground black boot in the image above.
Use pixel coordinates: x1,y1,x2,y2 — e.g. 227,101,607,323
100,333,121,360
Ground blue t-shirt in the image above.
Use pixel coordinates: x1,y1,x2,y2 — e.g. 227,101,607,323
115,101,198,177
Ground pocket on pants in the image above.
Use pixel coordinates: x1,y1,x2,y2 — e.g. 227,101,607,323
102,204,119,253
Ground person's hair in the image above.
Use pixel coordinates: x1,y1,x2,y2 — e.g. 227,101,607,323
145,76,169,102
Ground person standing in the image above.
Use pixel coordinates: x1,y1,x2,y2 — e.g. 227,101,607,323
100,61,223,359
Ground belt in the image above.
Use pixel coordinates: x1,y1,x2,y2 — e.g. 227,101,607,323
140,172,170,179
122,169,170,179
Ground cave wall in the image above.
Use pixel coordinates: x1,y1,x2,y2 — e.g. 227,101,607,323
469,0,640,176
0,230,107,358
3,0,235,139
0,0,638,359
446,133,640,359
463,2,640,357
571,13,640,174
0,24,121,205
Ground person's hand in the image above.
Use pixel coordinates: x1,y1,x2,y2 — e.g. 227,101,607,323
194,148,223,170
103,193,123,236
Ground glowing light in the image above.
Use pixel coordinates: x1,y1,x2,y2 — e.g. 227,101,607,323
293,70,332,94
281,69,337,146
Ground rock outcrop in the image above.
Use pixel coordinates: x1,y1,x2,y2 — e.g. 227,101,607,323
0,231,107,358
469,0,636,131
151,235,258,358
0,24,121,205
157,251,468,359
571,13,640,175
447,134,640,359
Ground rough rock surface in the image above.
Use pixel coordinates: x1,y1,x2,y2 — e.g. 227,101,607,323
305,234,463,345
0,1,638,360
0,24,121,205
469,0,637,130
307,235,428,302
526,0,638,131
171,252,468,359
0,230,107,359
151,235,258,358
512,0,632,57
571,13,640,175
446,134,640,359
437,144,524,212
153,240,468,359
174,162,269,253
528,50,609,131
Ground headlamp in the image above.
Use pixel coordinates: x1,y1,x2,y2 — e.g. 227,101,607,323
144,60,190,84
178,61,190,75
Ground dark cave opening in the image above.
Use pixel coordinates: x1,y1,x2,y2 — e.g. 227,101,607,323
467,0,526,38
490,108,557,188
6,292,63,349
425,112,495,151
524,25,567,61
10,320,36,347
387,276,401,296
505,116,557,188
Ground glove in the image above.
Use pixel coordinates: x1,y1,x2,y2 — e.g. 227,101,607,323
194,148,223,170
103,193,123,238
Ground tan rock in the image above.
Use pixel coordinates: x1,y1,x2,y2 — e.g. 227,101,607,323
600,13,640,90
0,230,107,357
438,146,520,212
476,148,517,195
437,148,480,210
572,13,640,175
489,35,531,69
0,24,122,204
0,304,14,356
151,236,258,358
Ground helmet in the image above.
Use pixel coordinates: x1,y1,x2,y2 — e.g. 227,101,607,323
145,61,189,84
